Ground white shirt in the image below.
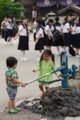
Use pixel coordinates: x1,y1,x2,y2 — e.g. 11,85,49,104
75,23,80,34
63,23,70,33
36,28,44,38
71,25,76,35
45,25,54,37
55,26,62,32
33,21,36,33
6,22,13,29
19,25,27,36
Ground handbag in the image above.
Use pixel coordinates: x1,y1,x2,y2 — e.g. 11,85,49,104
69,46,76,56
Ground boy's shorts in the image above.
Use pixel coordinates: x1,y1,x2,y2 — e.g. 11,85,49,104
39,83,49,88
6,87,18,100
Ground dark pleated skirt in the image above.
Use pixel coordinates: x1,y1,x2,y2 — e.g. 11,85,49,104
71,34,75,47
7,29,13,37
63,33,71,46
35,38,44,50
34,33,36,41
18,36,29,50
46,37,53,46
74,34,80,48
53,36,64,46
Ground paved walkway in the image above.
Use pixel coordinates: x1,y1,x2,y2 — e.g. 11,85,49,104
0,33,80,120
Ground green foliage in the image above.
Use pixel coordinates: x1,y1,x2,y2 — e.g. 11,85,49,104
0,0,25,23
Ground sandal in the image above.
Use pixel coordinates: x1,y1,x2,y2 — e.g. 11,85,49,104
14,107,21,112
40,93,44,98
8,108,18,114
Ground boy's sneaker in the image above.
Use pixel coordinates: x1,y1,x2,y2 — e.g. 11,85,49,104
8,108,18,114
14,107,21,112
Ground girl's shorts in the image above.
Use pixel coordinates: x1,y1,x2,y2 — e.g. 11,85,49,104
6,87,18,100
39,83,49,88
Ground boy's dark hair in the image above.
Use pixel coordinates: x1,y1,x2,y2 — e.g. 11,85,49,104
55,16,59,22
40,49,55,63
49,19,54,23
36,20,41,24
6,57,18,68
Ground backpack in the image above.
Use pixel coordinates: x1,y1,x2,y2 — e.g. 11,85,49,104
52,26,63,45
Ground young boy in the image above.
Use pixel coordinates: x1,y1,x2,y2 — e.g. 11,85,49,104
5,57,26,114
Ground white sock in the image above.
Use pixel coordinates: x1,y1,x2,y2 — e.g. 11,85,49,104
40,52,42,58
23,51,26,58
21,51,24,58
7,38,9,43
10,39,12,44
65,47,69,54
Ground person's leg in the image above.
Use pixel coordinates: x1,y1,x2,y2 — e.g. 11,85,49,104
39,84,45,98
2,29,4,38
12,100,21,111
7,36,11,44
65,46,69,55
23,50,28,61
8,99,18,113
21,50,24,61
45,87,49,91
45,84,49,91
10,37,12,45
12,100,16,108
8,99,13,110
36,50,42,61
76,48,79,57
56,46,60,55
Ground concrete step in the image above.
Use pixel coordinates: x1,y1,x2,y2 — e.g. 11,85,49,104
65,117,74,120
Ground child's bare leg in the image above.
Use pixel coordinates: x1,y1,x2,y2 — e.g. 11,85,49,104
39,84,44,93
45,87,49,91
8,99,13,110
12,100,16,108
39,84,44,98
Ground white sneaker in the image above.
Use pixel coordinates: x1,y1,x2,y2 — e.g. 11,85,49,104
35,58,40,61
23,58,28,61
76,55,79,57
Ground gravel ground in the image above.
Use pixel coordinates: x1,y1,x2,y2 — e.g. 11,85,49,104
0,109,42,120
0,109,65,120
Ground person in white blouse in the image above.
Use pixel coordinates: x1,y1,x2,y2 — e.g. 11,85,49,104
14,17,29,61
45,19,54,49
63,16,72,55
75,18,80,57
6,18,14,44
53,17,63,55
35,20,44,61
71,18,77,49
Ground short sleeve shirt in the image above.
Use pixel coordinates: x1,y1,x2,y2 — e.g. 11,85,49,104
6,22,13,29
36,28,44,38
45,25,54,37
5,68,18,86
63,23,70,33
19,25,27,36
38,60,55,81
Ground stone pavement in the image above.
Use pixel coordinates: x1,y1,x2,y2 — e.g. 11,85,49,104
0,33,80,120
